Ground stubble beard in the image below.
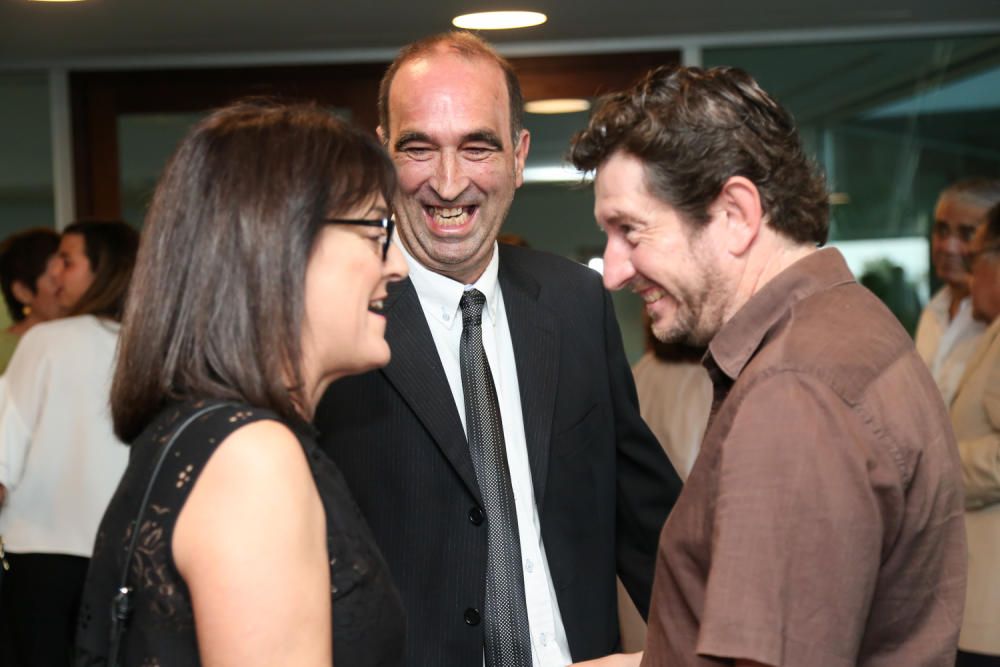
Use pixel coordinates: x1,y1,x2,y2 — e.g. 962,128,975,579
651,259,727,348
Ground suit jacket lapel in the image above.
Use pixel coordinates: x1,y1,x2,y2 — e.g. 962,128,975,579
382,278,482,502
499,250,560,511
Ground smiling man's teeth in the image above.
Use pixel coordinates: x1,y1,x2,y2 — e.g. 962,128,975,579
642,289,665,304
430,206,470,227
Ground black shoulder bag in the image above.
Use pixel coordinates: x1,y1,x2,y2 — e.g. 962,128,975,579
107,402,232,667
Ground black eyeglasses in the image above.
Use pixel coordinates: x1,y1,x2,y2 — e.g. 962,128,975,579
324,216,395,261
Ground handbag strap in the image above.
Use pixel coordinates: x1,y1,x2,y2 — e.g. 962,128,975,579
107,401,234,666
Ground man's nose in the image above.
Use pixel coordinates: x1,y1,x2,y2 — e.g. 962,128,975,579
942,233,965,254
429,151,470,202
601,237,635,291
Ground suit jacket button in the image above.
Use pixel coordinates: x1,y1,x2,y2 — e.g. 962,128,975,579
464,608,481,626
468,506,485,525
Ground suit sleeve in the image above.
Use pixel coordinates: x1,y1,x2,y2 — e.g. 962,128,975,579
959,358,1000,509
603,289,684,618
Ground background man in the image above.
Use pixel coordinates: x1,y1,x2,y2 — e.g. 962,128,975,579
314,32,681,666
569,65,966,667
916,179,1000,404
950,203,1000,667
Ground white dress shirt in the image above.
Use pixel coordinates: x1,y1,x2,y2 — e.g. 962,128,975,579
402,240,572,666
0,315,128,557
915,287,987,405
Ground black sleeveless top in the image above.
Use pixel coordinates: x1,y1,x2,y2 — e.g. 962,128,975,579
75,400,404,667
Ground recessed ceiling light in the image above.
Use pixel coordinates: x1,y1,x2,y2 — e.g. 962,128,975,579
525,98,591,114
452,11,547,30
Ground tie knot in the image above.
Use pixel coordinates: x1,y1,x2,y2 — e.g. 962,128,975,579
460,289,487,326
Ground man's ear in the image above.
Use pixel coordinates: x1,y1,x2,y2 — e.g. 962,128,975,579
713,176,763,257
513,129,531,188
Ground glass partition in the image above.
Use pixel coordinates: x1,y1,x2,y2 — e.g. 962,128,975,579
706,34,1000,333
118,112,208,228
0,72,54,238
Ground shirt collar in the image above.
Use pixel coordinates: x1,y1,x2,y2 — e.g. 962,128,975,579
399,238,501,331
707,247,857,381
926,286,953,325
926,286,950,322
926,286,975,327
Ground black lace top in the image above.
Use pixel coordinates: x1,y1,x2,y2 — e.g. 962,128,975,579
75,400,404,667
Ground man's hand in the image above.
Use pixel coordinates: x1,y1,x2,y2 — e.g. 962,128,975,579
570,652,642,667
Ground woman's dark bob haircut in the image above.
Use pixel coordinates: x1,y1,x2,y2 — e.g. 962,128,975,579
0,227,59,322
111,99,397,442
62,219,139,322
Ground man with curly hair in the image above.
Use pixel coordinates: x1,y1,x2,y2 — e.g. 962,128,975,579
568,66,966,667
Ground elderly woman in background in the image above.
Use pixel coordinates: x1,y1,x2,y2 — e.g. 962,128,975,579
0,227,61,371
0,219,138,666
952,202,1000,667
75,100,407,666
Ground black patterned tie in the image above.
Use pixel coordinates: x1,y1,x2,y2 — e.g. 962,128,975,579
459,289,533,667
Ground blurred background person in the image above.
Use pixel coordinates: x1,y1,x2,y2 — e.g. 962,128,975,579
619,322,712,651
0,219,138,666
76,100,407,666
0,227,61,372
916,178,1000,405
632,325,711,480
951,202,1000,667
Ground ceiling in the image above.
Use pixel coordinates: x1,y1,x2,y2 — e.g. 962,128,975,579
1,0,999,65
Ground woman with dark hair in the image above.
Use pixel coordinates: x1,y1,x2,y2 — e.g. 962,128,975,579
75,100,407,666
0,227,61,371
0,219,138,666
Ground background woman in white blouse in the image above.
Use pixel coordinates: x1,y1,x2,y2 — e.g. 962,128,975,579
0,219,138,666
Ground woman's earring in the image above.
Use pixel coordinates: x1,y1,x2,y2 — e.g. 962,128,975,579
22,305,31,317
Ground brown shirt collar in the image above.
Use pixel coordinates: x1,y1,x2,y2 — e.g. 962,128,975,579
707,247,856,381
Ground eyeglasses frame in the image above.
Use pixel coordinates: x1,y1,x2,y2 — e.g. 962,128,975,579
323,216,395,261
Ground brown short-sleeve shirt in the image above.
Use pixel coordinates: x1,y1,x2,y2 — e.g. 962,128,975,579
642,249,966,667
